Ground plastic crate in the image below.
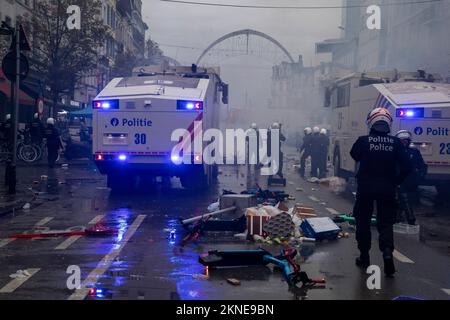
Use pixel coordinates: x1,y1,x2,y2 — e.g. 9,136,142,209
300,217,341,240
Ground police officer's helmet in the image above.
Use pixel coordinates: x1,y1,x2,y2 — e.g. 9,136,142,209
251,123,257,129
367,108,393,133
320,128,327,135
313,126,320,134
5,114,11,121
271,122,280,129
395,130,412,141
47,118,55,125
304,127,312,134
34,113,39,119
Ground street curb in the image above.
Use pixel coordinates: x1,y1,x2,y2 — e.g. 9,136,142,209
0,200,27,218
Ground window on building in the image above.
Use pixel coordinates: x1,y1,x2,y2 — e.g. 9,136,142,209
336,83,350,108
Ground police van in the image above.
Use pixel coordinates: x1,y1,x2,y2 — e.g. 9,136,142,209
326,70,450,197
92,65,228,190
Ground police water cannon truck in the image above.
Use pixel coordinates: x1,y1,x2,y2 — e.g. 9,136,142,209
326,70,450,198
92,65,228,190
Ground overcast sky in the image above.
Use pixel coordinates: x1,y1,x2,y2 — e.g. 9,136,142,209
142,0,343,66
141,0,343,118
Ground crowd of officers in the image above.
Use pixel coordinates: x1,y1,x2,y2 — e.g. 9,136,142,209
298,126,329,179
0,113,63,168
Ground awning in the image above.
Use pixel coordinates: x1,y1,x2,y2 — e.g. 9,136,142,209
69,105,93,117
0,70,36,106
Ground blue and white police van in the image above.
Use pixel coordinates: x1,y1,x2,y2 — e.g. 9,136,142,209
92,65,227,190
328,70,450,198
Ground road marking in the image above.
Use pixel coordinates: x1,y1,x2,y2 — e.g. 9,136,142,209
88,215,105,225
35,217,53,226
55,215,105,250
326,207,340,215
308,196,319,202
0,268,40,293
68,215,146,300
393,249,415,264
441,288,450,296
0,239,15,248
0,217,54,248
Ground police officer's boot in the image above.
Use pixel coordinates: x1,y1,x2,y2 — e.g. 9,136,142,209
355,252,370,269
383,249,396,277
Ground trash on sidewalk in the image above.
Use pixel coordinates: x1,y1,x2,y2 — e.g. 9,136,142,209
329,177,347,194
296,187,304,191
300,217,341,241
276,201,289,212
192,274,209,280
333,214,376,226
247,213,271,237
227,278,241,286
9,269,31,279
199,247,325,288
22,203,31,210
85,224,117,237
293,205,317,219
263,212,295,238
307,177,320,183
207,200,220,212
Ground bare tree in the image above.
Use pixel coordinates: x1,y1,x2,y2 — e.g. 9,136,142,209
32,0,107,115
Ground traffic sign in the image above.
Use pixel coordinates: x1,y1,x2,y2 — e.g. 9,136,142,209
1,51,29,82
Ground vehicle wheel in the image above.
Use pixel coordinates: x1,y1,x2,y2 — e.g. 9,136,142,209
19,144,38,163
180,166,208,190
107,173,136,192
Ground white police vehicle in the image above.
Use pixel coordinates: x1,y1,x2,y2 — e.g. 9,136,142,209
327,70,450,196
92,65,228,190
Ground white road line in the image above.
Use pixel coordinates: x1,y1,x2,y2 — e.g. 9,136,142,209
441,288,450,296
0,217,54,249
54,235,83,250
0,239,15,248
35,217,53,227
0,268,40,293
308,196,319,202
68,215,146,300
393,249,415,264
55,215,105,250
326,207,340,215
88,215,105,225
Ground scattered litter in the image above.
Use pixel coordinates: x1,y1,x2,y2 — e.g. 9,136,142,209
234,231,248,239
9,270,31,279
276,201,289,212
301,217,341,241
263,212,295,238
192,274,209,280
311,188,317,191
295,187,304,191
287,196,296,201
22,203,31,210
319,202,327,206
307,177,319,183
253,235,265,242
207,200,220,212
329,177,347,194
227,278,241,286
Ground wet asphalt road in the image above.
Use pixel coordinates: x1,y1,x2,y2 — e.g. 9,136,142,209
0,152,449,300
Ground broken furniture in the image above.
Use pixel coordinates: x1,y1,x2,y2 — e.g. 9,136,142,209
199,248,325,288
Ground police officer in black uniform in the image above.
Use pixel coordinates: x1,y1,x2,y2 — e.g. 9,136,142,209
350,108,412,277
267,122,286,178
29,113,44,144
44,118,63,168
395,130,427,225
299,127,312,178
310,126,321,178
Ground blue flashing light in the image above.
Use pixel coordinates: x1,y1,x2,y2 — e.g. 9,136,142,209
118,154,127,161
93,99,119,110
396,108,424,118
177,100,203,110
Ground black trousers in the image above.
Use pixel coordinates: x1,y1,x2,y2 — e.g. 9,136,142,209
353,194,397,253
398,191,416,224
300,151,310,177
47,145,59,168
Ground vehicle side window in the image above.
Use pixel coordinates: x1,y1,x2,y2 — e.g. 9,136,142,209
336,83,350,108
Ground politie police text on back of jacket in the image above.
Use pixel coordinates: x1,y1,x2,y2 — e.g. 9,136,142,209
369,135,394,152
